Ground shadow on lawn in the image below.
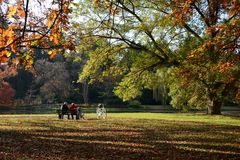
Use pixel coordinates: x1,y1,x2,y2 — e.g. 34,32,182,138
0,121,171,160
0,118,239,160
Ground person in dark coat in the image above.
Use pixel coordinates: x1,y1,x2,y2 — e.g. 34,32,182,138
61,102,70,119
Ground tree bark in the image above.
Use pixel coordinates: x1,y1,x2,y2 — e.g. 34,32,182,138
208,100,222,115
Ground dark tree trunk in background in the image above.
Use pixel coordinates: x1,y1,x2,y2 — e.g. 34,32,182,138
208,100,222,115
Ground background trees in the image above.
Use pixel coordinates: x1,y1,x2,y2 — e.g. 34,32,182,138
31,59,71,103
72,0,240,114
0,0,239,114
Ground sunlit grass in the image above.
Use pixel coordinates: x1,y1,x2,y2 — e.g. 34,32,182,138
0,113,239,159
108,113,240,126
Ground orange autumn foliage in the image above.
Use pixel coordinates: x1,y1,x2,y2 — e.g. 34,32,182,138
0,0,75,68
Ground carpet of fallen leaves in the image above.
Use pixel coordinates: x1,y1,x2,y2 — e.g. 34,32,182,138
0,113,239,160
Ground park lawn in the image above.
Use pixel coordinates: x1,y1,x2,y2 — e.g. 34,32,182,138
0,113,239,160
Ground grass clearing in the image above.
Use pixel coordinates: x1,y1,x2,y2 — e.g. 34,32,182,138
0,113,239,160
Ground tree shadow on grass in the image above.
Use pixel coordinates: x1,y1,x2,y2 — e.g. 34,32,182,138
0,118,239,160
151,120,240,160
0,120,171,160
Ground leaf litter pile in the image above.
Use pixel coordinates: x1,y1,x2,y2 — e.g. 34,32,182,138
0,114,239,160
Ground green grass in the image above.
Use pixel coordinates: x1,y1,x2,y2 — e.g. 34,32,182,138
109,113,240,126
0,113,239,160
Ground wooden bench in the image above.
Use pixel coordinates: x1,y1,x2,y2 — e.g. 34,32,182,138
57,109,84,120
57,109,80,120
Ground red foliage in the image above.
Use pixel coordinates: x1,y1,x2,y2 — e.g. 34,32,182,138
0,81,15,104
0,64,17,104
0,64,17,78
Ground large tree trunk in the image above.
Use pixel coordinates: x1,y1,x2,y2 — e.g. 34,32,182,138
208,100,222,115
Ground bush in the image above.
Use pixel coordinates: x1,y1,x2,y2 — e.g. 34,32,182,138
127,100,141,108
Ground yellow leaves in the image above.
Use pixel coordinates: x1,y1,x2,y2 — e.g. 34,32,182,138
47,21,52,28
49,35,54,42
7,6,17,18
187,49,203,60
47,49,60,59
47,50,53,55
62,5,71,14
22,53,33,69
6,52,11,58
46,10,58,29
47,10,57,22
188,51,197,58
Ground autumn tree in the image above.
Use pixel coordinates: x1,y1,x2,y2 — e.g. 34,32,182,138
168,0,240,114
0,0,74,68
72,0,240,114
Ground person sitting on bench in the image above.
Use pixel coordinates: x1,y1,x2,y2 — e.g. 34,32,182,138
69,103,77,119
61,102,70,119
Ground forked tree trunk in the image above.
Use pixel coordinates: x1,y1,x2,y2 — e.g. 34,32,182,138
207,100,222,115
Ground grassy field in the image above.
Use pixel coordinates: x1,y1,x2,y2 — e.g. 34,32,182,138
0,113,239,160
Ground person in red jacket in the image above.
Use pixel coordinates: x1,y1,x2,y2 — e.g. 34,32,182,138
69,103,77,119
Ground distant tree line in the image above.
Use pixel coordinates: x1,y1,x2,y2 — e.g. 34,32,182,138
2,49,162,106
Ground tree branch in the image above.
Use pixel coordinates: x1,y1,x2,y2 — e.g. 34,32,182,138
22,0,29,38
191,3,210,27
184,23,203,41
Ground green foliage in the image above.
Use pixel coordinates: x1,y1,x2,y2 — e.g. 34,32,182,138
71,0,240,114
168,68,211,111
